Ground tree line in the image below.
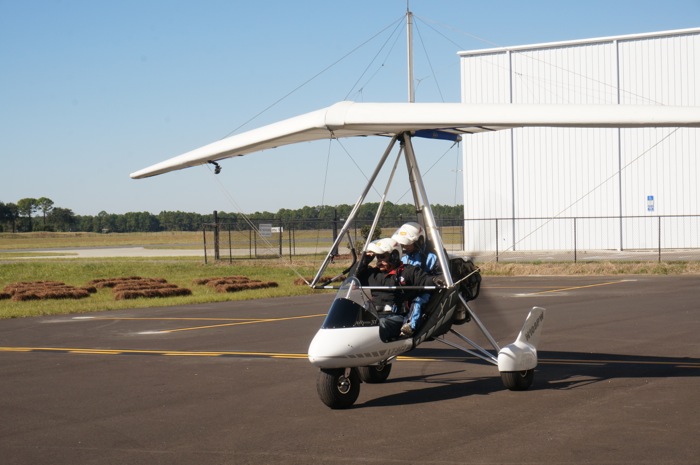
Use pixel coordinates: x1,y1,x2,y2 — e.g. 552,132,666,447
0,197,463,233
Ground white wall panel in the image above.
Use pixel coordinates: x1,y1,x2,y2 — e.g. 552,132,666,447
510,44,618,104
460,29,700,251
460,52,511,103
618,34,700,105
462,130,513,252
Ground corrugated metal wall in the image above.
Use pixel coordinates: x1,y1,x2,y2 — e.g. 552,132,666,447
459,29,700,252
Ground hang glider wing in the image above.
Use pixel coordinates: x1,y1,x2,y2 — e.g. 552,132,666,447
130,101,700,179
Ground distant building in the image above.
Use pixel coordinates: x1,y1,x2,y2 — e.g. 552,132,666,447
459,28,700,253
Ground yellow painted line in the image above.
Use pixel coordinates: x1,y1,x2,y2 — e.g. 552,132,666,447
518,279,631,297
1,346,698,369
0,346,441,362
69,349,123,355
487,286,564,289
75,317,276,321
0,346,310,359
540,358,700,368
72,313,327,333
396,356,443,362
162,313,327,333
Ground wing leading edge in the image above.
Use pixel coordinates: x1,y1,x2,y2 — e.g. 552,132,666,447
130,101,700,179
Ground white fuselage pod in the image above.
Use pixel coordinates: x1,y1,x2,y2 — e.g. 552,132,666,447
308,326,413,368
497,307,545,372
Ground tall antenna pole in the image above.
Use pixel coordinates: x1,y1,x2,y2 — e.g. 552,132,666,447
406,6,414,102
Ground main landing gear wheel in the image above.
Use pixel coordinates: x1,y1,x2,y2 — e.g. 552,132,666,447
500,369,535,391
357,362,392,383
317,368,360,409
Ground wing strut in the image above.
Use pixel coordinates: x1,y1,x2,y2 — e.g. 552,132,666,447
400,132,454,287
311,131,459,289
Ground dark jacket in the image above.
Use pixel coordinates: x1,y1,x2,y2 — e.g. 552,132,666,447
356,261,436,313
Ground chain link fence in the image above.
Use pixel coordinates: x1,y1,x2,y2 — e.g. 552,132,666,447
202,215,700,263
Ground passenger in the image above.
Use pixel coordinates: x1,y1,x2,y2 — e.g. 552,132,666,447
356,237,444,341
392,222,439,336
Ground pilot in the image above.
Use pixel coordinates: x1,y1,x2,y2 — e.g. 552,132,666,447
391,222,440,336
357,237,444,341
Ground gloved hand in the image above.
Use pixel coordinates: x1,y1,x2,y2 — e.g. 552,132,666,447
362,253,375,265
432,276,447,288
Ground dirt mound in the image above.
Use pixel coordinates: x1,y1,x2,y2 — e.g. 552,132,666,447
195,276,278,293
87,277,191,300
293,276,344,286
2,280,94,301
88,277,168,288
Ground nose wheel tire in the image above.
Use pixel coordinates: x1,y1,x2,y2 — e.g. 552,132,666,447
317,368,360,409
357,362,392,383
501,369,535,391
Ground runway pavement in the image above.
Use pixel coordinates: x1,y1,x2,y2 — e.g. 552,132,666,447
1,275,699,464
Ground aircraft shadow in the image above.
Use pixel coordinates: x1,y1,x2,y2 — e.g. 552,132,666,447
359,350,700,408
536,350,700,390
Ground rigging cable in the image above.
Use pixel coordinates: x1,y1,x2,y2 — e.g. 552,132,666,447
224,14,405,139
203,163,311,284
344,16,405,101
393,139,461,204
413,18,445,102
310,136,337,271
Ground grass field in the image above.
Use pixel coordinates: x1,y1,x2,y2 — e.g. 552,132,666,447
0,256,342,318
2,232,699,319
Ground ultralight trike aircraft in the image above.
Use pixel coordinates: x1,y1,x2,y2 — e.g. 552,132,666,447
132,100,700,408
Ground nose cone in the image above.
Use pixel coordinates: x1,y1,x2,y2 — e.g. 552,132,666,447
308,327,360,368
307,329,326,360
308,326,411,368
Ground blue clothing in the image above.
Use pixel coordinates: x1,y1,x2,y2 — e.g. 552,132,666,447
401,250,438,273
400,249,438,330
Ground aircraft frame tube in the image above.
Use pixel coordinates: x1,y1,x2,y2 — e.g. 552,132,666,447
401,132,454,286
448,327,499,364
437,335,498,366
459,294,501,352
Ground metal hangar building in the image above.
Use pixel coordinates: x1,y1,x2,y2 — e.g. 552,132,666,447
458,28,700,253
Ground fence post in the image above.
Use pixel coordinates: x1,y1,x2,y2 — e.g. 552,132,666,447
213,210,220,261
228,226,232,264
658,216,662,263
332,209,339,256
495,219,499,262
573,217,577,263
202,226,208,264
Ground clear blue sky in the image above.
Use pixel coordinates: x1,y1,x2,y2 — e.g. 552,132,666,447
2,0,698,216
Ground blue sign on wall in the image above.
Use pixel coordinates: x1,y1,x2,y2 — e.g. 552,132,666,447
647,195,654,212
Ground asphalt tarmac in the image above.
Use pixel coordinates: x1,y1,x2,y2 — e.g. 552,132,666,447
1,275,699,464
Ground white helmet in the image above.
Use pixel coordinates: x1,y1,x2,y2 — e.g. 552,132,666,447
392,222,424,246
366,237,402,262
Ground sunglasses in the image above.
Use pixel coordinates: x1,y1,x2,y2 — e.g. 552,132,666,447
375,253,390,260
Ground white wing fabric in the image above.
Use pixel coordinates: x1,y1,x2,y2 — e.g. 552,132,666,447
131,101,700,179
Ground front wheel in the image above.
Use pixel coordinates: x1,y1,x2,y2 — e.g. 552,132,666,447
317,368,360,409
501,369,535,391
357,362,392,383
